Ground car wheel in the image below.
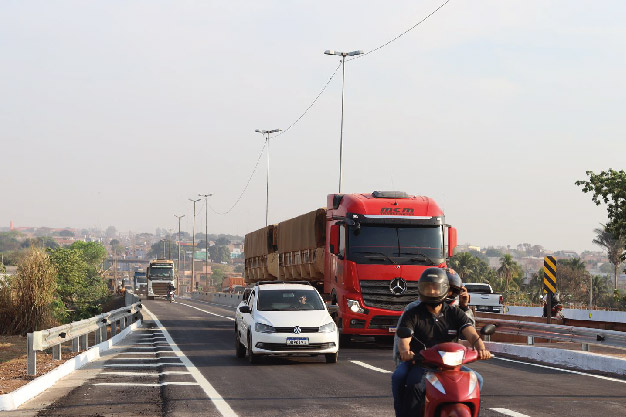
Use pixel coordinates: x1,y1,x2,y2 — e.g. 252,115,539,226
247,332,260,364
235,327,246,358
325,352,338,364
339,333,351,347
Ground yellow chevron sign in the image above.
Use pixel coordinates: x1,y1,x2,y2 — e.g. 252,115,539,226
543,256,556,294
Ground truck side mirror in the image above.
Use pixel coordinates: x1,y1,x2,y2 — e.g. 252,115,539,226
447,226,457,258
330,225,339,255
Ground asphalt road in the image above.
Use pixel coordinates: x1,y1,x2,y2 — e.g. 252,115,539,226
16,298,626,417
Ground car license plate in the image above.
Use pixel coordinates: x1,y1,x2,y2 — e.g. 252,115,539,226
286,337,309,345
388,327,396,333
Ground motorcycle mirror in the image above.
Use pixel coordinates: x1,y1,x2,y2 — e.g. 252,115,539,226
480,324,496,336
396,327,413,339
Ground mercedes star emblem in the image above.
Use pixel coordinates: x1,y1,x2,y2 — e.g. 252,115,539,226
293,326,302,334
389,278,407,295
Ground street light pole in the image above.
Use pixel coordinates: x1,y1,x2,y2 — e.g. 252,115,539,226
199,193,212,289
189,198,201,292
174,214,185,294
324,49,363,193
255,129,281,226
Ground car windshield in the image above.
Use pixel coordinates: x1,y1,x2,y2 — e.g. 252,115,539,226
257,289,325,311
347,225,444,265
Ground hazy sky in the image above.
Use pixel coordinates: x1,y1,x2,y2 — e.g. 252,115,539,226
2,1,625,253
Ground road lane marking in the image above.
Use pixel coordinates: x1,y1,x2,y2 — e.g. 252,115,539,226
494,357,626,384
350,360,392,374
176,301,236,321
108,357,180,361
117,351,177,355
94,382,199,387
104,363,185,367
490,408,532,417
101,371,191,376
144,306,238,417
132,342,170,345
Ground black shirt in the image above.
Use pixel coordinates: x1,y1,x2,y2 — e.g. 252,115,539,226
398,302,473,354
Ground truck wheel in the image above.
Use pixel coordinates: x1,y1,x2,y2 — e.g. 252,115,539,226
247,333,260,364
325,352,338,364
235,328,246,358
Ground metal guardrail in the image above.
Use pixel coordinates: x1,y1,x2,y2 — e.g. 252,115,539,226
477,317,626,351
27,302,142,375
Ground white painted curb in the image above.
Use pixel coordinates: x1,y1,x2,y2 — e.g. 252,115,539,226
485,341,626,376
0,320,142,411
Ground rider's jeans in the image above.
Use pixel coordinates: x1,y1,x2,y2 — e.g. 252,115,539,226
392,362,483,417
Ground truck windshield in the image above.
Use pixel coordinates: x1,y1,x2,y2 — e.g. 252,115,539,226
347,225,444,265
148,267,173,278
135,278,147,284
257,289,325,311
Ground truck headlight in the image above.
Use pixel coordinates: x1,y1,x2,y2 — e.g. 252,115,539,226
347,299,365,314
255,322,275,333
319,321,336,333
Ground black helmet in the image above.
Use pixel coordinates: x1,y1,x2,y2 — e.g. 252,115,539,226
418,267,450,305
551,292,561,304
445,269,463,303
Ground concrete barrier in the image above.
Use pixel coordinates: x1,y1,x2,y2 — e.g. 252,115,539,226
191,292,243,308
485,341,626,377
504,306,626,322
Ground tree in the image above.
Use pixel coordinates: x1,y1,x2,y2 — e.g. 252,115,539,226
497,254,519,294
209,245,231,264
105,226,117,238
449,252,480,281
592,224,626,290
58,230,74,237
215,236,230,246
576,169,626,239
556,258,590,306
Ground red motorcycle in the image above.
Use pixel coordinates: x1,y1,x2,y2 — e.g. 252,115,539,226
396,325,495,417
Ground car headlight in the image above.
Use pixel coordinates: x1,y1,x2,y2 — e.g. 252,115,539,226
255,322,275,333
439,350,465,366
347,299,365,314
319,321,337,333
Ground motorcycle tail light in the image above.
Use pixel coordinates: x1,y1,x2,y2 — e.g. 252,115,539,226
438,350,464,366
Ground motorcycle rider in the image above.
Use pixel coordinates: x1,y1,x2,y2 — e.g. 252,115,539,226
393,268,492,416
167,283,175,302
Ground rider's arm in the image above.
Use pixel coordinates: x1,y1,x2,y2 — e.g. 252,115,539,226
398,337,414,362
461,326,491,360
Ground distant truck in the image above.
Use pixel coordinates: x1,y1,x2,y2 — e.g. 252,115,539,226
222,276,245,293
465,283,503,313
147,259,175,300
134,271,148,297
244,191,457,341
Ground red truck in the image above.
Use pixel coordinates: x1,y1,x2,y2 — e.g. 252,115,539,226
222,276,245,293
244,191,457,342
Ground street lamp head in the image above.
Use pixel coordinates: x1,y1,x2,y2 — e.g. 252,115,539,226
324,50,335,55
347,50,364,56
189,198,200,203
198,193,213,197
255,129,262,133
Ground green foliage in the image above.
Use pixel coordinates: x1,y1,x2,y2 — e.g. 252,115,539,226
49,245,109,322
234,264,244,274
211,266,226,286
209,245,231,264
576,169,626,240
592,224,626,290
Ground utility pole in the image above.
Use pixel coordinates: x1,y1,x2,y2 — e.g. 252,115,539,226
255,129,281,226
199,193,213,290
324,49,363,193
174,214,185,294
189,198,201,291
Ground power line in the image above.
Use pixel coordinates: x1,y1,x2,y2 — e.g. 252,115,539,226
349,0,452,61
208,141,267,215
274,62,342,138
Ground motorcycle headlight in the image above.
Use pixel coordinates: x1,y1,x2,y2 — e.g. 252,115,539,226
319,321,337,333
255,322,275,333
347,299,365,314
425,372,446,394
439,350,465,366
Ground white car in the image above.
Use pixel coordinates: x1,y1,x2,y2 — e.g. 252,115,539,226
235,282,339,364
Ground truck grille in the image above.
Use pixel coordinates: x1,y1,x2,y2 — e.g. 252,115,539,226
151,282,170,296
360,280,419,311
369,315,400,329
